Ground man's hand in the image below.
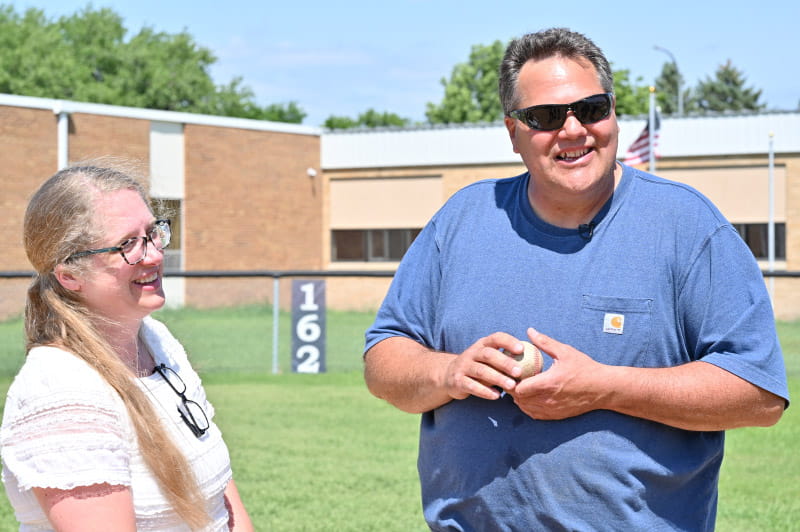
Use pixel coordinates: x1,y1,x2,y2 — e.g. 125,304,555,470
510,327,609,420
509,327,785,430
443,332,524,401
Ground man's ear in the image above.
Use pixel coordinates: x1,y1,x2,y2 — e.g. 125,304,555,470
53,263,82,292
504,116,521,154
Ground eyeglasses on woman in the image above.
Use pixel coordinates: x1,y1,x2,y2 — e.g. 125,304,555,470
66,219,171,265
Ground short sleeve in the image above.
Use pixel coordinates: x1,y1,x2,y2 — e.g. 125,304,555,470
365,217,443,353
679,225,790,403
0,347,134,491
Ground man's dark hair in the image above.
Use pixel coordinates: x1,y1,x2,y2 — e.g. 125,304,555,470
499,27,614,114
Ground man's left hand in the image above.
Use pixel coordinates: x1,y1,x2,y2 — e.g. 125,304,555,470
510,327,610,420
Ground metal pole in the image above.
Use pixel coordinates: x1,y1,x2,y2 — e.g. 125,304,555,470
768,132,775,301
768,132,775,269
648,88,656,174
55,107,69,170
653,45,683,116
272,276,280,374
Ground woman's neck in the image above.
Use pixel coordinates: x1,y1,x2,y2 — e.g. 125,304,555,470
98,319,151,376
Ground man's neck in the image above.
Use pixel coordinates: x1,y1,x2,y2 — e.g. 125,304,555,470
527,164,621,229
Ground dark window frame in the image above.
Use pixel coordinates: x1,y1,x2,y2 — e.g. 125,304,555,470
332,228,421,262
732,222,785,260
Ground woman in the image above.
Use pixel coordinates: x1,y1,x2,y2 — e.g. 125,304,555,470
0,164,254,531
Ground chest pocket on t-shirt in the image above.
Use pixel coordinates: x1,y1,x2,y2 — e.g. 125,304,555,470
579,294,653,365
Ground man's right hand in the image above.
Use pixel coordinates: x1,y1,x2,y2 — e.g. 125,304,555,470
365,333,525,413
443,332,524,401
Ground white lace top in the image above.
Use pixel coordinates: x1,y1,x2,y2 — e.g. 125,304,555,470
0,317,233,531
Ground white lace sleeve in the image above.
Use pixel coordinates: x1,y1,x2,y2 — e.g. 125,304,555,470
0,346,134,491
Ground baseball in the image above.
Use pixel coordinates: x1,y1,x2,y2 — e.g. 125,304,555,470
507,341,543,379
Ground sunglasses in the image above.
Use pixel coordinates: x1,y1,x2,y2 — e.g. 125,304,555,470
508,93,614,131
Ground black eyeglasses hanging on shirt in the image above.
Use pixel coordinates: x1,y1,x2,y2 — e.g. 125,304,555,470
153,363,210,438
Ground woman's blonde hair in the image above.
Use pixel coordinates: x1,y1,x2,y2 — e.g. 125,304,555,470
23,162,209,529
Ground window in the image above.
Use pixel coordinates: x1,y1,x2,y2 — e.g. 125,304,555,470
732,223,785,260
155,198,182,271
332,230,365,261
332,229,421,262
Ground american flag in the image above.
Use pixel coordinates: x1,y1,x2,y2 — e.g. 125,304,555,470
623,112,661,166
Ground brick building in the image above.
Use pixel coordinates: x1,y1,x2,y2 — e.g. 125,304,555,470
322,113,800,318
2,93,800,319
0,94,321,318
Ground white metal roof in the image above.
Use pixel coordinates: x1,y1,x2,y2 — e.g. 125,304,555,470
3,92,796,166
322,123,516,169
0,93,321,137
321,111,800,170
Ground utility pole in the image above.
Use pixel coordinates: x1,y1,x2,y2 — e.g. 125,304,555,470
654,45,684,116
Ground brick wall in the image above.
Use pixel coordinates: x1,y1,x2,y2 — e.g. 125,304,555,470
774,156,800,319
771,278,800,320
183,124,321,307
0,107,57,270
0,106,57,318
68,113,150,165
0,109,150,318
3,102,800,321
784,158,800,271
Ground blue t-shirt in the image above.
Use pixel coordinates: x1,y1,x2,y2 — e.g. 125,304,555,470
365,165,789,531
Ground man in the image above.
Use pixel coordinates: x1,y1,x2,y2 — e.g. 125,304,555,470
364,27,789,530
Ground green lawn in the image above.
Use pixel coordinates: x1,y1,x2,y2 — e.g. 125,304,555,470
0,307,797,530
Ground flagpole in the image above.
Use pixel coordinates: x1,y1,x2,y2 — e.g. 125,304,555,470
648,87,656,173
768,132,775,301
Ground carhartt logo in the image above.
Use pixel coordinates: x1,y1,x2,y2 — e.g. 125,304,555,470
603,313,624,334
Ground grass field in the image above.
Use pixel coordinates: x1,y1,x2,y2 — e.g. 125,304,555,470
0,306,797,531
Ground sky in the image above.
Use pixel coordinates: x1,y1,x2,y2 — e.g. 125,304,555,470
10,0,800,127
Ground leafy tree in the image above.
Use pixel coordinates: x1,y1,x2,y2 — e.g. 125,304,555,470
358,109,409,128
612,67,649,117
654,61,685,115
0,4,305,123
689,60,765,112
260,102,306,124
193,78,305,123
425,40,653,123
324,109,409,129
426,40,506,124
323,115,359,129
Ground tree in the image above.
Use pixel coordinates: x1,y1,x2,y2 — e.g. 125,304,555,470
261,102,306,124
654,61,685,115
323,115,359,130
0,5,305,123
193,78,305,123
612,67,649,117
689,60,765,112
323,109,409,129
426,40,506,124
425,40,653,124
357,109,409,128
